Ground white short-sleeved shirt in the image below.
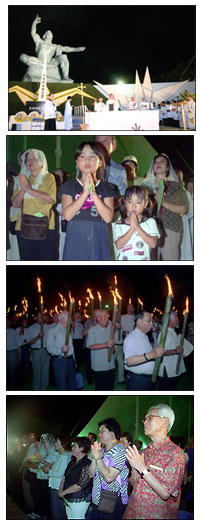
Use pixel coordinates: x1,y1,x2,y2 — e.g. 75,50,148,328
123,327,153,375
87,324,115,371
112,218,160,260
158,328,193,378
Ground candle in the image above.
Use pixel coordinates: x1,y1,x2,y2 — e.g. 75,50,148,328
87,289,94,324
37,278,44,349
108,291,118,361
176,297,189,374
137,297,143,311
97,291,102,310
58,293,67,311
152,275,173,383
65,294,75,345
40,295,44,348
115,288,122,341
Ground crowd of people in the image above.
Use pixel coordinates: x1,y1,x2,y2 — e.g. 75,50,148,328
7,408,194,520
93,94,195,130
6,302,193,392
6,136,194,262
44,91,195,131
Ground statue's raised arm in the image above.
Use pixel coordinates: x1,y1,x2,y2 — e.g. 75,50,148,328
31,15,42,49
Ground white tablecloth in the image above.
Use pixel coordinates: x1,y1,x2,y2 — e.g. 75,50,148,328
85,110,159,130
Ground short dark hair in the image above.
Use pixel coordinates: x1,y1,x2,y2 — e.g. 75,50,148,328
98,418,121,440
120,431,132,444
56,433,71,451
75,141,106,182
134,439,143,450
119,185,152,221
153,153,170,177
134,311,149,323
88,432,97,443
75,436,91,454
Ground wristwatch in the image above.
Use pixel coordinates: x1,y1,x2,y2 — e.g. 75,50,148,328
140,468,150,478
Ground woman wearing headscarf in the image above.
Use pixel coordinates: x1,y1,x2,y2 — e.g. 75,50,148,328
31,433,59,519
11,149,56,260
144,153,189,260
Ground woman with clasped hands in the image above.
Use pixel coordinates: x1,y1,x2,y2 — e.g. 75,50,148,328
88,417,129,520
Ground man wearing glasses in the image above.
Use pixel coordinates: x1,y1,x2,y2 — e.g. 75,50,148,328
123,403,185,520
123,311,164,390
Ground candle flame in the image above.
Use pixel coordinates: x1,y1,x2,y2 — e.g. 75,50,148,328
37,277,42,293
87,288,94,300
115,288,122,301
110,288,118,305
183,296,189,315
165,274,173,297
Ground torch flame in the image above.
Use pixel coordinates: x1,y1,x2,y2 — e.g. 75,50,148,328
183,296,189,315
110,288,118,305
165,274,173,297
114,274,118,286
37,277,41,293
129,298,132,304
137,297,143,307
97,291,102,301
87,288,94,300
115,288,122,301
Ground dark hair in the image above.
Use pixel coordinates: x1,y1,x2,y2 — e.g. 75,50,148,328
153,153,170,177
75,436,91,454
120,431,132,444
134,439,143,450
98,418,121,440
88,432,97,443
134,310,149,323
67,96,72,101
56,433,71,451
75,141,106,182
119,185,152,222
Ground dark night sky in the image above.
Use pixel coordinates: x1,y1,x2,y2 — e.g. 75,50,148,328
8,5,196,83
7,394,108,437
6,265,193,315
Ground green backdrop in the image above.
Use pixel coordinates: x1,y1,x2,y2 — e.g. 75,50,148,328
6,135,157,179
79,395,193,447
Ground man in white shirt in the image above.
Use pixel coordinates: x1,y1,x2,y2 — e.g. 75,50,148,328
157,311,193,390
140,97,148,110
46,310,77,391
87,310,115,390
27,312,50,391
123,311,164,390
6,317,21,390
128,96,138,110
121,303,135,340
106,93,119,112
94,97,106,112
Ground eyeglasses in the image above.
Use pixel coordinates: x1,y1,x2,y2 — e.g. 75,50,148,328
143,318,153,324
142,415,162,423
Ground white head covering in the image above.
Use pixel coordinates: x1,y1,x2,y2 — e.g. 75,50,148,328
143,153,179,194
19,149,49,199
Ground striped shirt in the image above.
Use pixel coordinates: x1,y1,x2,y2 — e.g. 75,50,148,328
92,443,129,505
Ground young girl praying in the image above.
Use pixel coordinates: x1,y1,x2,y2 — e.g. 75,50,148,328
61,141,115,260
112,186,160,260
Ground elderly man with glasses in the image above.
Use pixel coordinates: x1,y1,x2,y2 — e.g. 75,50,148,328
123,403,185,520
123,311,164,390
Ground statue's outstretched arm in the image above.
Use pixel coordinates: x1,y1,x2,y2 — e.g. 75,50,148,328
31,14,42,46
61,45,86,53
